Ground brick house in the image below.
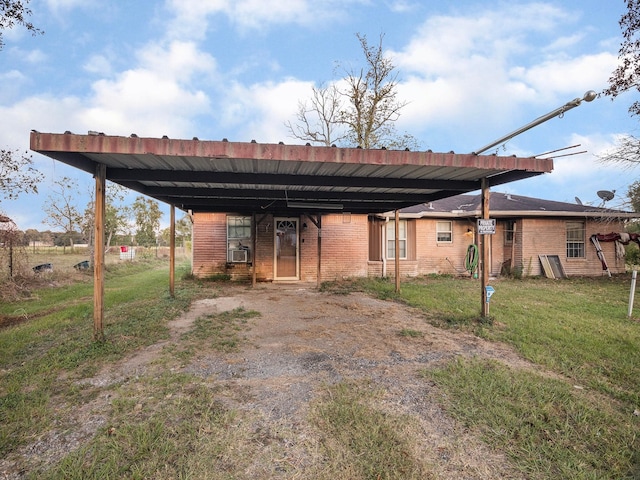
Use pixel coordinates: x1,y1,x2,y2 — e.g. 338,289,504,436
192,192,637,281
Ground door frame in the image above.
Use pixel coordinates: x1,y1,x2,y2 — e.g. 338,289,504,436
274,217,300,280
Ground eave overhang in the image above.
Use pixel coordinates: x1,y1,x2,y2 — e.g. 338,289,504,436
388,210,639,220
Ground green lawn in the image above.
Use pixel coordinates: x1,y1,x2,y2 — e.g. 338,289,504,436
346,275,640,479
1,269,639,478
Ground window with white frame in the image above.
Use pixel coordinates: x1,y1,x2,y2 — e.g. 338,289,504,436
387,220,407,259
227,216,251,263
436,221,453,243
566,221,585,258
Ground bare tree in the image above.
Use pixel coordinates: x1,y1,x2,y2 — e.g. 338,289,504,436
0,148,43,203
598,134,640,168
287,33,418,150
604,0,640,115
43,177,83,251
600,1,640,168
339,33,409,149
285,83,347,146
0,0,42,50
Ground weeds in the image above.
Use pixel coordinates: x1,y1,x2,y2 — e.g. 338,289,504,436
424,358,640,479
32,375,235,480
0,260,202,459
398,328,422,338
179,307,260,357
311,381,434,479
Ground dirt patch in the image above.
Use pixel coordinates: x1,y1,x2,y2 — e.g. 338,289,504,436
2,282,538,478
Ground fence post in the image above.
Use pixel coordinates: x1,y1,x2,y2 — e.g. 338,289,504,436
628,270,637,319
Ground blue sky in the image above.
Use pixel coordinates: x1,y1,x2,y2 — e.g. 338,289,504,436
1,0,638,230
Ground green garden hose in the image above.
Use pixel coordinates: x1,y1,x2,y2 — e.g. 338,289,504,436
465,244,479,274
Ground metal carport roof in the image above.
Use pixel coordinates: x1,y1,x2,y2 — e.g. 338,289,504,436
29,130,555,338
30,131,553,214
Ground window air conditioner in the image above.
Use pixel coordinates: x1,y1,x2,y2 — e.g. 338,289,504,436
230,249,248,263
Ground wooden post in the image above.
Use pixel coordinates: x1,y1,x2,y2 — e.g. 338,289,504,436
170,205,175,298
93,164,106,342
395,209,400,293
252,212,257,287
316,215,322,289
481,178,490,318
511,223,517,269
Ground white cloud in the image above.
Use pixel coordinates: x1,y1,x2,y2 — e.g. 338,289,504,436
0,69,27,84
544,33,586,52
136,41,216,82
83,54,113,76
511,52,618,97
221,78,313,142
164,0,363,40
0,40,218,145
15,49,47,64
381,2,619,150
43,0,95,11
508,132,633,207
386,0,419,13
80,41,216,137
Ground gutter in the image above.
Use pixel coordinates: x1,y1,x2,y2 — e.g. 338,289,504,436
375,210,639,220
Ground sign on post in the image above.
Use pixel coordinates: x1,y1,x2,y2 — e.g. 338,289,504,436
477,218,496,235
485,285,495,303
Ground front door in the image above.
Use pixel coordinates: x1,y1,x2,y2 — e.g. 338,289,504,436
274,218,299,280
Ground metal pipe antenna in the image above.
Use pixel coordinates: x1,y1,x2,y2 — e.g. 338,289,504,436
472,90,597,155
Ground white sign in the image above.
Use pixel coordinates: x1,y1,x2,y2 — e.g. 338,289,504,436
477,218,496,235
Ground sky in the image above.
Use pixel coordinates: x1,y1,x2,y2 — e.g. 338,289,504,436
1,0,638,231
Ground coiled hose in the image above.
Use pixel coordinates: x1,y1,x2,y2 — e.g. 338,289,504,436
465,244,479,275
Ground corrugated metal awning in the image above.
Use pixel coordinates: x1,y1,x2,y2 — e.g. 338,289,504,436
30,131,553,214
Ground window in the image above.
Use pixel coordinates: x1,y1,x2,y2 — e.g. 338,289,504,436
436,221,452,242
227,216,251,262
387,220,407,259
504,220,516,244
566,221,585,258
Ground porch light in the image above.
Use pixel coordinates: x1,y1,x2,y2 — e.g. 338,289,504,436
473,90,597,155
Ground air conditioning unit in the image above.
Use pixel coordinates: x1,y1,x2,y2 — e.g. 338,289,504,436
230,249,248,263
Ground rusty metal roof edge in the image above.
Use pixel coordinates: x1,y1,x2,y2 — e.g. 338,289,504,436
30,131,553,172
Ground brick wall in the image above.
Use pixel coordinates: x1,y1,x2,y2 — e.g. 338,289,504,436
192,212,370,282
307,213,369,281
519,218,626,277
192,213,228,278
193,212,628,281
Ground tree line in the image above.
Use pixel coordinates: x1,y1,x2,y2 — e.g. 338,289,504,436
3,176,192,250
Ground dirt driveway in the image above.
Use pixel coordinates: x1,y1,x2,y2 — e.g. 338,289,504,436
175,283,527,478
3,282,532,479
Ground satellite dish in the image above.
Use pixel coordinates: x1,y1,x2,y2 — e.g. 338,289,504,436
597,190,615,202
575,196,583,205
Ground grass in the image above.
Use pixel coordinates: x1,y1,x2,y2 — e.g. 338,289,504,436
424,358,639,479
175,307,261,360
34,374,239,480
0,259,206,457
398,328,422,338
310,381,434,479
1,270,640,478
339,274,640,479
